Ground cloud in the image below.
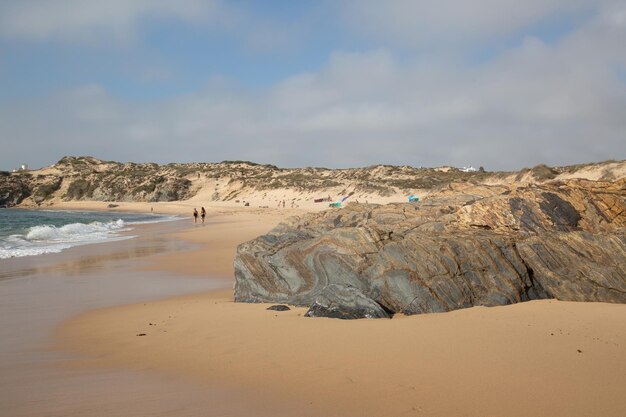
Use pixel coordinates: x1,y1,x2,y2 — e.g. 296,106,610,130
340,0,618,47
0,0,308,54
1,2,625,171
0,0,223,44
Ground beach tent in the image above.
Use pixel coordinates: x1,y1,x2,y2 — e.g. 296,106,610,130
329,195,350,208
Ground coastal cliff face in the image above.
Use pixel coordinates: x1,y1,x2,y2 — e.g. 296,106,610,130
0,157,195,207
234,179,626,317
0,172,32,207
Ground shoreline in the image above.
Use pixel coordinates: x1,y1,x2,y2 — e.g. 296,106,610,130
2,203,625,416
0,208,288,417
0,208,183,260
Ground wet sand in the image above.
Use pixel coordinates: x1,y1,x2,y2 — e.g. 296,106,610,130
0,214,286,417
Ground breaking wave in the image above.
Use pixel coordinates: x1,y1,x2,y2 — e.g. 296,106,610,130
0,219,130,259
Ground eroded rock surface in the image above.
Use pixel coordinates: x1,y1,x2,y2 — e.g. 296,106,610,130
234,179,626,316
0,173,32,207
304,284,391,319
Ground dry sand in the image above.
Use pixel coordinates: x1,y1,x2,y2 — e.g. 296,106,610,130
56,207,626,417
39,177,417,215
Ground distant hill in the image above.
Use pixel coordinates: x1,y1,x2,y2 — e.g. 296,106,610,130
1,156,624,208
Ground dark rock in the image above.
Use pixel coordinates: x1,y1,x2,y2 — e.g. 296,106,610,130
0,175,31,207
234,180,626,317
304,285,391,319
266,304,291,311
539,192,581,231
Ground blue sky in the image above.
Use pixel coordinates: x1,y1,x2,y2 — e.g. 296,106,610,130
0,0,625,170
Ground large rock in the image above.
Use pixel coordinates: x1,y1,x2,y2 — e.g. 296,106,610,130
234,179,626,317
304,284,391,319
0,173,31,207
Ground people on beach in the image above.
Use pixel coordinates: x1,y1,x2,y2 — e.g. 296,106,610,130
201,207,206,224
193,208,198,223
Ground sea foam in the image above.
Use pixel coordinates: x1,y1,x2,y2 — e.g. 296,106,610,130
0,219,130,259
25,219,125,241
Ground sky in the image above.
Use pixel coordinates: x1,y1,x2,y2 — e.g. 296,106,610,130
0,0,625,171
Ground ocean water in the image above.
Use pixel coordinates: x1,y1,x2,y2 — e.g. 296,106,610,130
0,209,179,259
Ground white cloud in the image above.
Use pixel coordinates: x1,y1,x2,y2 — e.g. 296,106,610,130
0,0,306,53
0,0,223,44
340,0,619,47
1,2,625,170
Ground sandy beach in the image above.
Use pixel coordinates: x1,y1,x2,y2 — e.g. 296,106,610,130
0,207,285,417
4,0,626,414
1,203,625,417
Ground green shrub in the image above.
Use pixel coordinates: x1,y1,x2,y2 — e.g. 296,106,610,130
34,180,61,200
65,179,96,200
531,164,558,181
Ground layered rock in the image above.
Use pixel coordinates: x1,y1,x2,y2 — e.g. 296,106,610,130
234,179,626,316
305,284,391,319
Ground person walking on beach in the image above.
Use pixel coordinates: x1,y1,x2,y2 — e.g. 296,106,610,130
201,207,206,224
193,208,198,224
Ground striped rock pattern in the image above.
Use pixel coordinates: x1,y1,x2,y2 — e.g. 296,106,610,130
234,179,626,317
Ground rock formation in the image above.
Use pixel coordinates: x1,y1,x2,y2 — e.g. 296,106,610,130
304,284,392,319
0,172,31,207
234,179,626,317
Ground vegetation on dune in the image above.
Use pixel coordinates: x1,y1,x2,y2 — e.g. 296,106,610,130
353,182,395,196
221,160,279,170
33,179,62,201
65,178,96,200
0,155,623,207
530,164,558,180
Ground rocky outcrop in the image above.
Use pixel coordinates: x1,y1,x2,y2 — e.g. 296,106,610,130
0,172,31,207
234,179,626,316
305,284,391,319
0,157,199,206
266,305,291,311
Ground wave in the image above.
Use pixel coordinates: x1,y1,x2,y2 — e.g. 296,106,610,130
0,219,130,259
26,219,126,241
